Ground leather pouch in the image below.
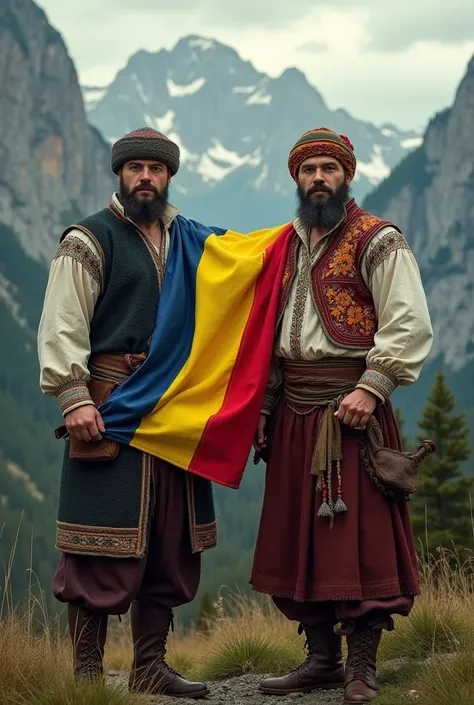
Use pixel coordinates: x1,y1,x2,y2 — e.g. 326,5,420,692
363,416,435,499
54,377,120,462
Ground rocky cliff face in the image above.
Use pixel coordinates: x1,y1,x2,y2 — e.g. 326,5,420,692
0,0,116,606
0,0,115,265
364,56,474,441
365,56,474,374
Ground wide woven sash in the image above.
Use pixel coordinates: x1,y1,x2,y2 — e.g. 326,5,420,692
283,358,366,522
88,351,147,383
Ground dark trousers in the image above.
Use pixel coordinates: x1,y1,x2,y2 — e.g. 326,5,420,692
53,460,201,614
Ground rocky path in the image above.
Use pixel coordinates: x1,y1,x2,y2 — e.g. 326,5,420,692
108,672,345,705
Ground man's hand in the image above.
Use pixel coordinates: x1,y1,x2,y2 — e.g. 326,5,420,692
334,389,377,429
65,405,105,442
253,414,268,452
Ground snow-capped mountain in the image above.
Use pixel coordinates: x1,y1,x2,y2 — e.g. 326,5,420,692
83,36,422,228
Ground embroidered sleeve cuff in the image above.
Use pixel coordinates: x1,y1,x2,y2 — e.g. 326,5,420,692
261,388,279,416
55,380,94,417
356,366,398,403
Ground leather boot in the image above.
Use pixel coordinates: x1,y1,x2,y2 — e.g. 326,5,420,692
128,601,210,698
343,617,392,704
258,622,345,695
68,604,108,681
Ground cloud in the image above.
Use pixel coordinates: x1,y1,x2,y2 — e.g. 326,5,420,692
83,0,474,49
35,0,474,129
297,40,329,54
107,0,317,28
361,4,474,51
125,0,474,51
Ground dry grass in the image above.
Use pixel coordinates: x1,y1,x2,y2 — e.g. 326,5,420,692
26,680,147,705
379,548,474,663
105,592,305,680
2,547,474,703
0,609,69,704
417,651,474,705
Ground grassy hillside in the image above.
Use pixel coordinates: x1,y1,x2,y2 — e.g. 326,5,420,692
1,550,474,704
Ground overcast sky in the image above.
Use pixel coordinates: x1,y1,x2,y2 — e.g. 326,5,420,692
37,0,474,130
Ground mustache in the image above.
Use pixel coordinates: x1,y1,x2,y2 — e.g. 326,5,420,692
307,184,332,196
132,183,158,194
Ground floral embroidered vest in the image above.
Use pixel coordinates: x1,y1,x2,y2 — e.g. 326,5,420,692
278,200,399,349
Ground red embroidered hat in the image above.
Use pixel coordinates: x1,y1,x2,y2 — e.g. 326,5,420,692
288,127,356,182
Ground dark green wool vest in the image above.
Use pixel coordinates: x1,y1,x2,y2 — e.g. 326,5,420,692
56,204,217,560
62,206,161,354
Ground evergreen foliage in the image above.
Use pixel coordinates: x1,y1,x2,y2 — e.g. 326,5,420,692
410,372,472,552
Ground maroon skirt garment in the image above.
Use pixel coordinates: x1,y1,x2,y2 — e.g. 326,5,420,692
250,397,420,603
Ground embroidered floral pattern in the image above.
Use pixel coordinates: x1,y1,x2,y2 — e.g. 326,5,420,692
311,208,393,348
324,214,379,279
326,286,376,337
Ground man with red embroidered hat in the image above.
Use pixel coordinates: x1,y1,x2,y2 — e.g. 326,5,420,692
251,128,433,703
38,127,216,698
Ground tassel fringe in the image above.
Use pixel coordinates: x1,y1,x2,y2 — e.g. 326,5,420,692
317,501,333,518
334,497,347,514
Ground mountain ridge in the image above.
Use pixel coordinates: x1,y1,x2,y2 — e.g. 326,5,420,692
83,33,421,222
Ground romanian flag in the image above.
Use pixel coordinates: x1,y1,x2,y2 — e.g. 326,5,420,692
99,216,294,489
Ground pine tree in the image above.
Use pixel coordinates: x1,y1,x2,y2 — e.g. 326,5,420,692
410,372,473,552
195,592,216,631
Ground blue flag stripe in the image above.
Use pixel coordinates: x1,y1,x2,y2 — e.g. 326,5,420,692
100,217,227,444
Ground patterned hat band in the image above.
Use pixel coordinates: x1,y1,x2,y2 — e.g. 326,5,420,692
288,128,356,182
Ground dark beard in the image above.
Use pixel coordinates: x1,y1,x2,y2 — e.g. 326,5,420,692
296,182,350,231
119,178,169,223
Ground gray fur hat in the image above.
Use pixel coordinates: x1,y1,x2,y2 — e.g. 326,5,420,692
111,127,180,175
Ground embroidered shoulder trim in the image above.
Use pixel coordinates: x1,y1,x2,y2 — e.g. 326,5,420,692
54,235,102,287
366,231,411,285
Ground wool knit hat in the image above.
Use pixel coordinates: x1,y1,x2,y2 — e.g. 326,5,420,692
111,127,180,176
288,127,356,182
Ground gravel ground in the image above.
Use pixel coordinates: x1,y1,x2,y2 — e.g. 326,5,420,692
107,672,346,705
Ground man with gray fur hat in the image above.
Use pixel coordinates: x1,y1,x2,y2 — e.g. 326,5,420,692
38,128,215,698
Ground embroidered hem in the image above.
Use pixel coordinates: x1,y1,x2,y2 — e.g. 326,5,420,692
56,522,145,558
186,474,218,553
356,366,398,402
55,451,152,558
194,521,218,551
55,380,94,417
250,573,420,602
